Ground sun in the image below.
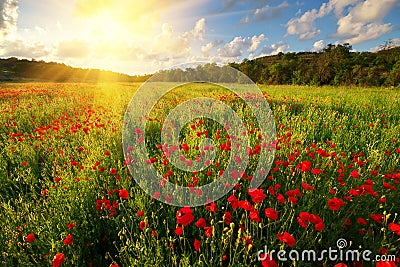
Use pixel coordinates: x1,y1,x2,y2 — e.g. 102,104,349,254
87,12,127,43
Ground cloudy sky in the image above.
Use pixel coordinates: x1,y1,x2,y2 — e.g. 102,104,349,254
1,0,399,75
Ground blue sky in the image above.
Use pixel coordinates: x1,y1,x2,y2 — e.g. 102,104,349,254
0,0,399,75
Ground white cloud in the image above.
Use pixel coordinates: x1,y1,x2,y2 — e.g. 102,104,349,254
239,16,249,24
327,0,360,16
221,0,245,10
217,34,266,59
334,0,397,44
286,7,325,40
370,38,400,52
57,40,89,58
248,34,266,52
150,22,191,59
191,18,206,41
287,0,397,44
258,41,290,57
337,18,392,44
34,26,47,36
241,1,290,24
0,39,49,58
0,0,18,37
217,36,247,58
348,0,395,22
311,40,326,52
150,18,206,60
221,0,281,11
201,40,224,56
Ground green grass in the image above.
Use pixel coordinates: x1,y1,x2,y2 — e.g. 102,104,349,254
0,83,399,267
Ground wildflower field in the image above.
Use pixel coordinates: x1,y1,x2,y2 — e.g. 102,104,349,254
0,82,399,267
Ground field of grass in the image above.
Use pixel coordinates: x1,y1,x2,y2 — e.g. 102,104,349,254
0,82,399,267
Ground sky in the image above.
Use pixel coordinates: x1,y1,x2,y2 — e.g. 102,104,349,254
0,0,399,75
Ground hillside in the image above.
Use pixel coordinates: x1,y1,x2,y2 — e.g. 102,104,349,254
0,57,151,83
230,43,400,87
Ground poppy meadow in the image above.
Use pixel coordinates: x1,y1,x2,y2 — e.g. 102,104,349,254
0,82,399,266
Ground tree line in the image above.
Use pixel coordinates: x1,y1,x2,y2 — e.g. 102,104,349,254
230,42,400,87
0,57,151,83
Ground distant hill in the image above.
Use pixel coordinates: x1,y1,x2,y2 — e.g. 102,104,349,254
0,57,151,82
229,43,400,87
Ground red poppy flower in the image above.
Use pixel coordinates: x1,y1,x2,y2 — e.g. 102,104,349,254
277,232,296,247
174,227,183,236
297,216,308,228
248,188,266,203
52,253,65,267
153,191,160,199
376,260,397,267
350,170,360,178
308,214,322,225
265,208,279,221
260,253,278,267
224,212,232,225
136,210,144,217
195,218,206,229
250,209,260,222
370,214,384,224
150,230,157,238
388,222,400,236
176,206,194,226
286,189,301,197
67,223,75,229
277,194,285,203
26,233,35,243
63,234,73,245
288,196,298,205
302,182,316,191
139,221,147,231
206,202,217,214
333,263,348,267
317,148,330,157
110,168,117,175
238,200,254,211
299,211,310,221
204,226,213,238
242,236,253,249
314,222,325,231
119,189,129,199
181,144,190,151
327,198,345,211
193,239,201,251
349,189,360,196
357,218,367,225
227,194,239,209
312,168,321,175
297,161,312,172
